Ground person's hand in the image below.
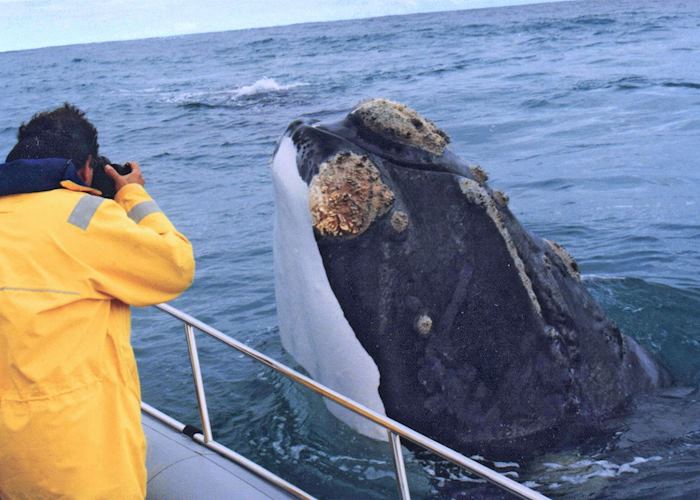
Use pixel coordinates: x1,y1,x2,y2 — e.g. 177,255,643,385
104,161,145,194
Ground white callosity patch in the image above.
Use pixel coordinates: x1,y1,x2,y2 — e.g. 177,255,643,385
414,314,433,336
351,98,450,155
271,137,387,440
459,177,543,317
308,152,394,238
545,239,581,281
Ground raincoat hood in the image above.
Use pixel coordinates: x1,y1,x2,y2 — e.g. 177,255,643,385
0,157,97,196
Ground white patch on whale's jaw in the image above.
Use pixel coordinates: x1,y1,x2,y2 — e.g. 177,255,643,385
271,136,387,441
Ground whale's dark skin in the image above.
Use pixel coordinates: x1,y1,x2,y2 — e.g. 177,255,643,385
282,100,669,459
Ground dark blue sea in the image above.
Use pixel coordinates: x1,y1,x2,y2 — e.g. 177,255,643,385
1,0,699,497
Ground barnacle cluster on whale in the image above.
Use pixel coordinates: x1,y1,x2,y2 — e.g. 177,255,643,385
308,152,394,238
351,98,450,155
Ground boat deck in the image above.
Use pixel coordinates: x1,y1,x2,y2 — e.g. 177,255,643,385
143,412,294,499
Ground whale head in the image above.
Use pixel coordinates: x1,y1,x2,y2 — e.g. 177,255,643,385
272,99,668,457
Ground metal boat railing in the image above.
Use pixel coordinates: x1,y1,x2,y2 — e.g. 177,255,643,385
144,302,548,500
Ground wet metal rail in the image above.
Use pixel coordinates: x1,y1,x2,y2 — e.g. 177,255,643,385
147,302,548,500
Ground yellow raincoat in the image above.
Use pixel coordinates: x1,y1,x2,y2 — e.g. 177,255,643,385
0,180,194,499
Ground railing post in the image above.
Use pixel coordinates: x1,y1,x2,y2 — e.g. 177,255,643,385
184,323,213,442
388,430,411,500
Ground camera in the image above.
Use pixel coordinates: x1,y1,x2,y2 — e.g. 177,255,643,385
90,155,132,199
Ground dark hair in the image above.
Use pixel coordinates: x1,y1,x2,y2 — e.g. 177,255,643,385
5,103,99,169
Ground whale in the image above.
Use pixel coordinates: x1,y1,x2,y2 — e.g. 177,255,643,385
271,99,669,458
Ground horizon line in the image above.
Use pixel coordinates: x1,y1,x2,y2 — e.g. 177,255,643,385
0,0,571,55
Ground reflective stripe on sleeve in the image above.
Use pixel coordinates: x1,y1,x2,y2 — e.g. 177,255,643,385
67,195,104,230
128,200,162,223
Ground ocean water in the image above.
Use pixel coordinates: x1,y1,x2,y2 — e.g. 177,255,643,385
1,0,699,497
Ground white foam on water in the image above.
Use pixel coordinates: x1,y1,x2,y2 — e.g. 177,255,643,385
289,444,306,461
271,136,387,441
543,462,564,470
551,456,663,486
234,77,305,97
363,466,395,481
494,461,520,468
160,78,306,106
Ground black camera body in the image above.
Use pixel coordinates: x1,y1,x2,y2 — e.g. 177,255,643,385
90,155,132,199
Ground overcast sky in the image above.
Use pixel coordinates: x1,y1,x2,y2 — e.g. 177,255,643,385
0,0,565,53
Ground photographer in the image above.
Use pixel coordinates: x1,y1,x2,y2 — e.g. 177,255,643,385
0,104,195,498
